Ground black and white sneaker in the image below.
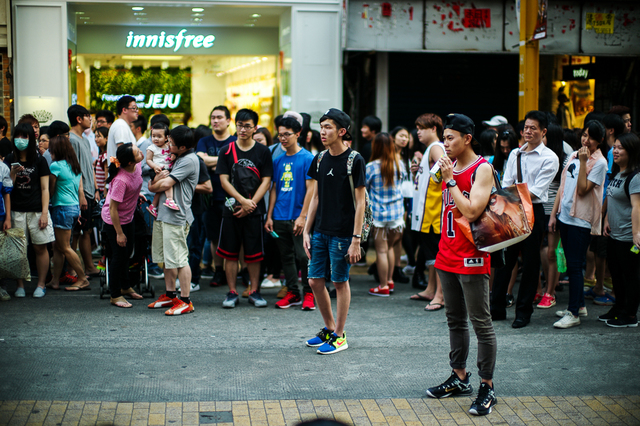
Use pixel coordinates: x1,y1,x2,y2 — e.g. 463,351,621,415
469,382,497,416
426,371,473,398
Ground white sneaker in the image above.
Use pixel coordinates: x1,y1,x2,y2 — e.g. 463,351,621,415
33,287,46,298
555,307,587,318
400,254,408,263
554,312,581,329
0,288,10,301
175,279,180,291
15,287,25,298
402,265,415,275
272,279,282,288
261,278,275,288
190,283,200,292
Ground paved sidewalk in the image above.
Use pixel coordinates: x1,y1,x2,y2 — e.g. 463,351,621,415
2,396,640,426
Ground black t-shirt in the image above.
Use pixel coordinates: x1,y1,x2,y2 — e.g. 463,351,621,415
360,141,372,163
307,148,366,237
216,141,273,217
191,156,212,216
196,134,237,201
4,153,51,212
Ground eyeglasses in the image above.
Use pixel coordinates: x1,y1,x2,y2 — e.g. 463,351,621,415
278,132,296,139
237,124,254,131
127,106,139,112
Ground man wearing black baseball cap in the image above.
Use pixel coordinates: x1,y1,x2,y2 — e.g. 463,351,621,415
302,108,364,355
425,113,498,416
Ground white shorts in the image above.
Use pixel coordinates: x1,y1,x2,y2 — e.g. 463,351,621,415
152,220,190,269
11,211,55,245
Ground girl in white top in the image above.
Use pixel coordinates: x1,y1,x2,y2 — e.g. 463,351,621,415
146,123,178,218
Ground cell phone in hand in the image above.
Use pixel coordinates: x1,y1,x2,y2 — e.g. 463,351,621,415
344,247,366,264
11,163,21,168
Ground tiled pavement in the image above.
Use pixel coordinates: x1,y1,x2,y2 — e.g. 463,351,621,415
1,396,639,426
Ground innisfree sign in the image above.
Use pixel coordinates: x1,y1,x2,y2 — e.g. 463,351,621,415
126,29,215,52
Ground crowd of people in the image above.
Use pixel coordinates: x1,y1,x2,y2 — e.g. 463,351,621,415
0,97,637,415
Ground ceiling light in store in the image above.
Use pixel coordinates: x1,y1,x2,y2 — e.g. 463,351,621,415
244,24,255,27
192,18,203,22
216,57,270,77
79,16,90,20
75,11,85,15
252,14,261,18
76,66,83,74
161,61,169,70
93,60,101,69
136,17,148,21
191,13,204,17
133,12,146,16
262,57,268,61
121,55,184,61
124,61,133,69
132,7,144,11
192,8,204,12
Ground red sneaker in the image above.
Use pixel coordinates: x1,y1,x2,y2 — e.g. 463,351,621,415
388,281,395,293
275,291,302,309
165,299,194,315
148,294,175,309
368,285,390,297
60,271,78,284
533,293,543,304
301,292,316,311
537,293,556,309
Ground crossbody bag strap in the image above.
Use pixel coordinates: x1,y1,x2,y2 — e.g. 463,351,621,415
516,151,523,184
227,141,238,164
347,151,357,209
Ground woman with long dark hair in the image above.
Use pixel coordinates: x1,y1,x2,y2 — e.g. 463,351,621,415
538,123,567,308
101,144,144,308
45,135,89,291
366,133,407,297
6,123,55,298
602,133,640,327
492,130,518,179
549,120,608,328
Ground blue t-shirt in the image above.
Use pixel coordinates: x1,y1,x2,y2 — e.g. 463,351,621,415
196,134,237,201
50,160,81,207
272,148,314,221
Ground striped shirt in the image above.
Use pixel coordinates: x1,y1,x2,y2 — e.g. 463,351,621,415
95,152,107,192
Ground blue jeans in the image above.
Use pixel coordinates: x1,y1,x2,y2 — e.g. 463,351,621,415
51,205,80,230
308,232,352,283
558,220,591,316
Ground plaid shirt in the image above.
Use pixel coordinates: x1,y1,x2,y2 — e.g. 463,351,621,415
365,160,407,223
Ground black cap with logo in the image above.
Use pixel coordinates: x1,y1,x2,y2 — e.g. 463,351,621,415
320,108,353,140
444,113,478,145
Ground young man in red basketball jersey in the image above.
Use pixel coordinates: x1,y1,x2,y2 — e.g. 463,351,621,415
425,114,498,416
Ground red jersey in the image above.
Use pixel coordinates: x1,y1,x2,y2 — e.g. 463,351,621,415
435,156,491,275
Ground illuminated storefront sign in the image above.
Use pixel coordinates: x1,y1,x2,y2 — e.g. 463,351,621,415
125,29,215,52
101,93,182,109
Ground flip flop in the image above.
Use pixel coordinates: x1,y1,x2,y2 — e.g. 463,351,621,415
425,302,445,311
410,293,433,301
45,283,60,290
87,271,105,279
65,284,91,291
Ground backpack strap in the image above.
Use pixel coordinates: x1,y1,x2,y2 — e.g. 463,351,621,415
316,149,327,173
227,142,238,164
347,150,359,208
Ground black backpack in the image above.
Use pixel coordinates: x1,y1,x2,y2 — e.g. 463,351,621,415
226,142,262,200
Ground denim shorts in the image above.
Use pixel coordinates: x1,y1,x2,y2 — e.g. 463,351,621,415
51,205,80,230
307,232,352,283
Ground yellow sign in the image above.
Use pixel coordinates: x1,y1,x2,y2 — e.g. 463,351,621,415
585,13,614,34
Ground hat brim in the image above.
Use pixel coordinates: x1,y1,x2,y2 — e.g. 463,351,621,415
343,130,353,141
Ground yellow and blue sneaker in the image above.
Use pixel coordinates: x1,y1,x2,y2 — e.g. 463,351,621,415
317,332,348,355
305,327,333,347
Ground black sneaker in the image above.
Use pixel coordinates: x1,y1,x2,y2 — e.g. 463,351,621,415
598,311,619,322
201,266,214,279
393,267,410,284
469,382,497,416
209,269,227,287
426,371,473,398
606,316,638,328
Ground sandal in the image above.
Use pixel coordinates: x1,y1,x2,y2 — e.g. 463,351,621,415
110,296,132,308
163,198,180,211
65,281,91,291
410,293,433,301
121,288,143,300
425,301,445,311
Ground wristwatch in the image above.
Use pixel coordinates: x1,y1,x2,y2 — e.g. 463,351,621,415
352,234,362,239
446,179,457,188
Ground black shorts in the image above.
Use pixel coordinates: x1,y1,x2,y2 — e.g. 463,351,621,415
204,200,225,242
73,197,95,234
216,215,264,264
589,235,607,258
420,231,441,263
